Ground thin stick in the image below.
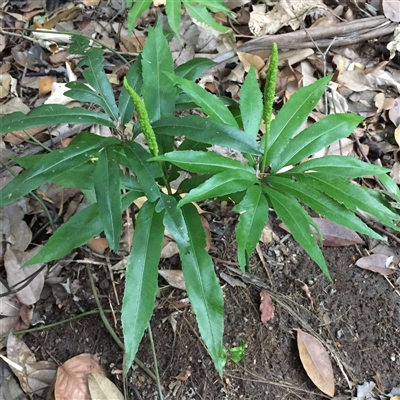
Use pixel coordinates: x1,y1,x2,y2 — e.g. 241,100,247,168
147,322,164,400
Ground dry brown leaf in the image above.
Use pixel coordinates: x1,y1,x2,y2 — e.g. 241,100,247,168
219,272,247,288
390,161,400,184
259,290,274,323
297,328,335,396
86,238,109,254
0,283,19,338
355,254,396,276
38,76,56,97
383,0,400,22
237,52,265,74
55,354,105,400
389,96,400,126
88,372,124,400
159,270,186,291
338,70,372,92
43,6,83,29
201,215,211,252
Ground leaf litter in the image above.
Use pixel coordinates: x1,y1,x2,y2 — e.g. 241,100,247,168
0,0,400,398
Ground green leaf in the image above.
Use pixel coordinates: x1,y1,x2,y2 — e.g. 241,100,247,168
74,46,119,121
152,116,262,155
48,162,96,191
127,0,152,30
282,155,390,178
263,186,330,279
141,20,175,122
239,65,263,139
0,105,115,134
122,141,162,202
272,114,364,172
165,0,182,37
233,185,269,271
122,201,165,372
166,73,238,127
151,150,254,174
159,194,225,375
179,169,258,206
266,75,332,166
293,173,400,230
118,56,143,127
0,133,119,206
175,58,216,81
266,175,383,240
184,2,229,33
186,0,233,15
377,173,400,200
25,191,139,266
94,147,122,251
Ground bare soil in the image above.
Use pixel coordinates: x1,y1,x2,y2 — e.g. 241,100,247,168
26,200,400,399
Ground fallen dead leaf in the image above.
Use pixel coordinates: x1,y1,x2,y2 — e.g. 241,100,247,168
159,269,186,291
88,372,124,400
388,97,400,126
383,0,400,22
394,125,400,147
297,328,335,396
38,76,56,97
259,290,274,323
86,238,109,254
355,254,396,276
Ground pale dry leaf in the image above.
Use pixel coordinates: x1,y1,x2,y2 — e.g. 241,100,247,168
55,354,105,400
387,26,400,59
86,238,109,254
278,48,314,68
390,161,400,184
259,290,274,323
44,83,74,105
26,361,57,394
201,215,211,252
38,76,55,97
260,224,274,244
160,240,179,259
159,270,186,291
338,70,372,92
312,138,354,158
297,328,335,396
237,52,265,73
394,125,400,147
88,372,124,400
388,96,400,126
355,254,396,276
0,283,19,337
0,97,30,116
220,272,247,288
383,0,400,22
82,0,101,5
4,248,44,306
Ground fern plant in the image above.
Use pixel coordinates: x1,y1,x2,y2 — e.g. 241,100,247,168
1,22,399,376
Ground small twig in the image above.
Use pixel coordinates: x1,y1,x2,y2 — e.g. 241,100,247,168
147,322,164,400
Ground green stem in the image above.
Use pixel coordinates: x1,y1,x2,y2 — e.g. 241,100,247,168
148,322,164,400
259,43,279,175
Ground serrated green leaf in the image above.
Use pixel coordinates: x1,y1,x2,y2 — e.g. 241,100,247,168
94,147,122,251
166,73,238,127
184,2,229,33
141,21,175,122
239,65,263,139
158,193,225,375
119,56,143,127
0,105,115,134
272,114,364,172
122,201,165,373
266,75,332,166
282,155,390,177
25,191,139,266
127,0,152,30
175,58,216,81
76,47,119,121
122,141,162,202
233,185,269,271
165,0,182,36
294,173,400,230
263,186,330,279
0,133,119,206
179,169,258,206
266,175,383,240
151,150,254,174
152,116,261,155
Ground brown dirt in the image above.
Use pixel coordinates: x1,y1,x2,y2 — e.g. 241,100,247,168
25,200,400,400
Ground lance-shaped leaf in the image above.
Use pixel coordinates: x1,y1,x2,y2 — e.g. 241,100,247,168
0,133,119,207
240,65,263,139
94,146,122,252
127,0,152,29
141,20,175,122
293,173,400,231
184,1,230,33
233,185,269,271
159,194,225,375
266,175,383,240
25,191,139,266
179,170,258,207
152,116,262,155
283,156,391,178
166,73,238,127
175,58,216,81
272,113,364,172
165,0,182,37
122,201,165,372
122,141,162,203
151,150,254,174
0,105,115,134
263,186,330,279
266,75,332,166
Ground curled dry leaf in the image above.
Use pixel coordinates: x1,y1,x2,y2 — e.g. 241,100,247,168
355,254,396,276
55,354,105,400
259,290,274,323
297,328,335,396
88,372,124,400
